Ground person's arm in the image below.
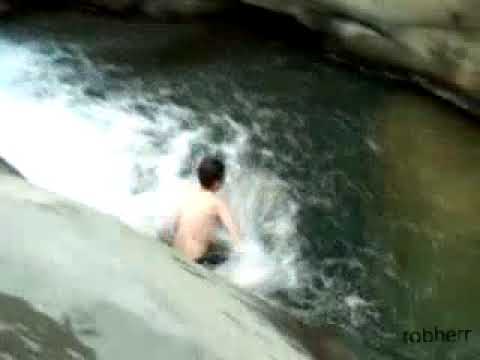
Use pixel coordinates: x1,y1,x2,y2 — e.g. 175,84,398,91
171,213,179,239
216,199,242,249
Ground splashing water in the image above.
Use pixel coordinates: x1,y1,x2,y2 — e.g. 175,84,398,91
0,38,302,295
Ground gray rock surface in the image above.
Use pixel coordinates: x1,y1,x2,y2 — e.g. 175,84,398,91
0,171,350,360
244,0,480,106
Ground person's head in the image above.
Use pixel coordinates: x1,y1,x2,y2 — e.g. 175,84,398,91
197,156,225,192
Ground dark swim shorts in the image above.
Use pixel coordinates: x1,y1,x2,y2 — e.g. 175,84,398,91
195,253,228,267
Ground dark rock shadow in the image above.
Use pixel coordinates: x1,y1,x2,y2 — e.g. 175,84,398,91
0,156,24,179
0,292,96,359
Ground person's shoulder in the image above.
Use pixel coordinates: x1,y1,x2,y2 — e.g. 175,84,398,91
212,194,228,211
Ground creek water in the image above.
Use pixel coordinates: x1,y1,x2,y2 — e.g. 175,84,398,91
1,11,479,360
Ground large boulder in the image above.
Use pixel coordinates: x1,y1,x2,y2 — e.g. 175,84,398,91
4,0,236,15
80,0,235,15
244,0,480,112
140,0,236,16
0,0,11,15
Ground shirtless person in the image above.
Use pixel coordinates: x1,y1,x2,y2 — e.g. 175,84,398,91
173,156,241,264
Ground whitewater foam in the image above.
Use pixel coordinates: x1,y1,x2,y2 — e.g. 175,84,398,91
0,38,302,296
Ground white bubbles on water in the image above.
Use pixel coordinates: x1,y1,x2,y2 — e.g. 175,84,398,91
215,170,301,294
0,38,303,296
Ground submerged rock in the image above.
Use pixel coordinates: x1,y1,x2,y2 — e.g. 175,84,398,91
377,92,480,345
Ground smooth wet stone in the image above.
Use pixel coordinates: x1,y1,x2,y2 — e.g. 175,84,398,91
0,159,355,360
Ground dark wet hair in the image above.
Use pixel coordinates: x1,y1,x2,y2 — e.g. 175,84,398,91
197,156,225,189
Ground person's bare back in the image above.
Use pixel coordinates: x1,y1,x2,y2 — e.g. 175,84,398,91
173,157,241,263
